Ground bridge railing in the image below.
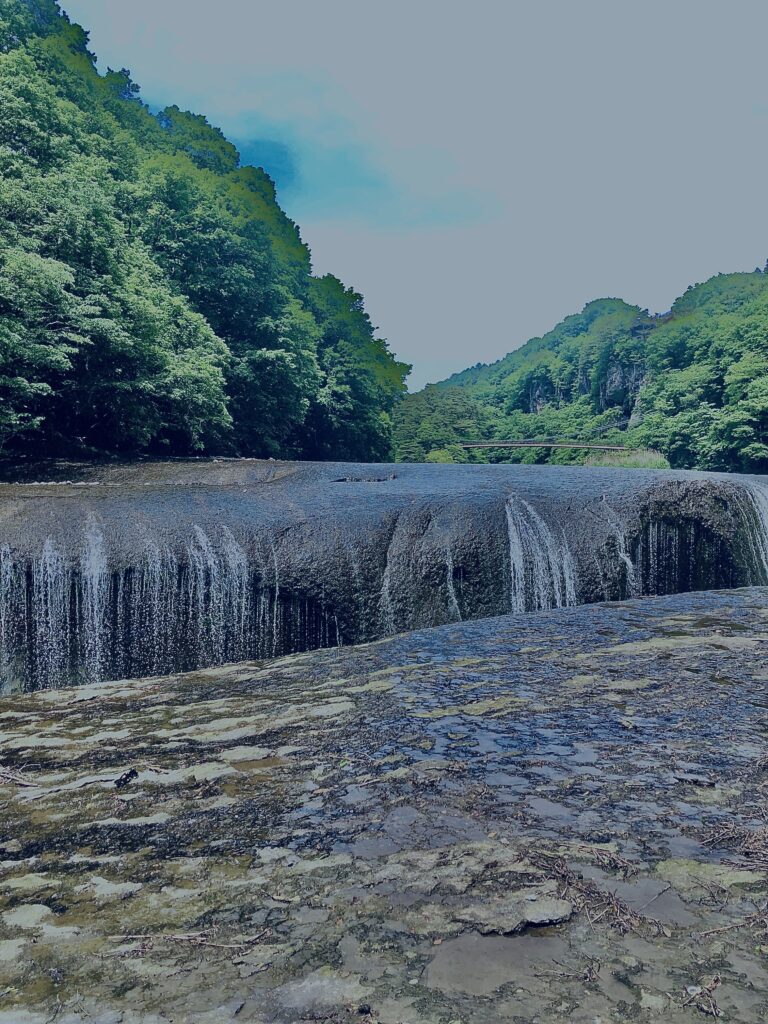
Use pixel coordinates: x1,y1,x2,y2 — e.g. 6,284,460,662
457,441,629,451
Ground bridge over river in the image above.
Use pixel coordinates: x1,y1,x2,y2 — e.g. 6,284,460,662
458,440,629,451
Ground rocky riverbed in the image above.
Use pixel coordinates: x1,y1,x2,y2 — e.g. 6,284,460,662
2,588,768,1021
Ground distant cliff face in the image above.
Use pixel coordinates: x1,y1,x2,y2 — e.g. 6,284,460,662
0,459,766,690
394,280,768,474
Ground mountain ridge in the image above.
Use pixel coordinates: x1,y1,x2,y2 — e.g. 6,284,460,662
394,270,768,472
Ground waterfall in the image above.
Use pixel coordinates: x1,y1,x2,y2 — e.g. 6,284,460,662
445,545,462,621
743,480,768,582
345,542,367,625
0,544,14,682
269,540,281,657
186,526,254,667
378,535,396,635
32,538,70,687
81,519,109,682
0,524,340,691
637,520,681,594
505,496,577,612
600,499,639,598
222,526,250,656
2,466,767,693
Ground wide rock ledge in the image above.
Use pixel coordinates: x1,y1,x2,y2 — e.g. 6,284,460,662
2,587,768,1021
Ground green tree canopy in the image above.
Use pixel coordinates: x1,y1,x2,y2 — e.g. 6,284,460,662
0,0,409,459
395,282,768,473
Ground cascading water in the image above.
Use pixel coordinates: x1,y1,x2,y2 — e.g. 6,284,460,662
2,461,768,692
505,495,577,612
637,520,683,595
742,480,768,581
0,545,12,679
32,537,70,687
81,519,109,682
445,545,463,621
630,479,768,595
378,531,397,635
599,498,640,598
0,525,340,691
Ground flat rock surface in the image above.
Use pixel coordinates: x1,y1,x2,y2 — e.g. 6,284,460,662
2,588,768,1022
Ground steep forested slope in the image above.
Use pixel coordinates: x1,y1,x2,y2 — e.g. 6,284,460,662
0,0,409,459
394,274,768,472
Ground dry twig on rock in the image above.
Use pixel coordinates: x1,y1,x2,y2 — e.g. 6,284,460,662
0,764,36,787
109,927,270,952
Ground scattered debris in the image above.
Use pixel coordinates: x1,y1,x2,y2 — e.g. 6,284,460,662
109,928,271,952
703,821,768,864
525,849,664,937
682,974,722,1018
0,765,35,787
114,767,138,790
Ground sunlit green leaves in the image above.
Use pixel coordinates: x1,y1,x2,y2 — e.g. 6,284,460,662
0,0,408,458
396,276,768,472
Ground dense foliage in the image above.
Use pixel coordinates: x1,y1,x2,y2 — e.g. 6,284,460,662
395,278,768,472
0,0,409,459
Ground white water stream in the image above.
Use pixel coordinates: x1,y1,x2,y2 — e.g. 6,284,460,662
505,495,577,612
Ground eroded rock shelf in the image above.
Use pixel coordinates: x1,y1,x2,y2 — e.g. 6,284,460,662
1,459,767,690
2,588,768,1022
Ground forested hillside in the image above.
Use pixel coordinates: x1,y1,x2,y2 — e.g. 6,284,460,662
394,274,768,472
0,0,409,459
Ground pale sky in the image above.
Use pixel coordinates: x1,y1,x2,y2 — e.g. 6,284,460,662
62,1,768,388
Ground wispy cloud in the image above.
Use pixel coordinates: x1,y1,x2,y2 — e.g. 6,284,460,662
233,120,489,228
218,70,489,228
141,54,487,230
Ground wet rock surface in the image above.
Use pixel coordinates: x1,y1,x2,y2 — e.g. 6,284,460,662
1,459,767,689
2,587,768,1021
